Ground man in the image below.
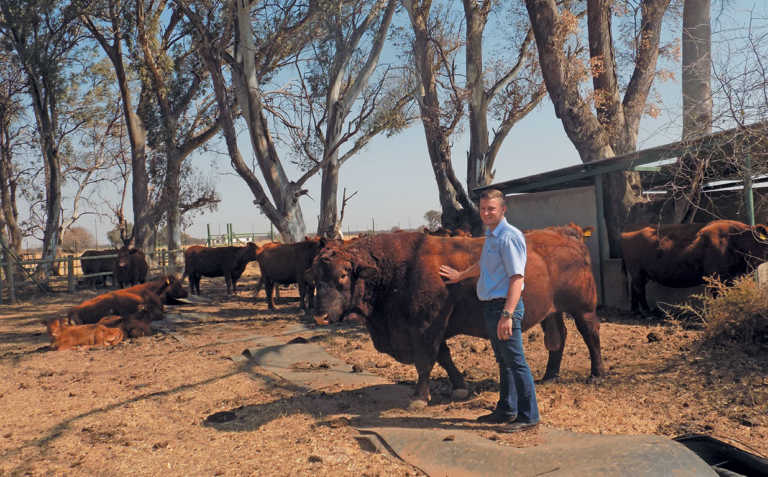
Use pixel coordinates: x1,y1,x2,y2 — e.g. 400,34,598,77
439,189,539,432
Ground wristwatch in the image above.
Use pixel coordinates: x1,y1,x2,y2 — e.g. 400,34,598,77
501,310,512,319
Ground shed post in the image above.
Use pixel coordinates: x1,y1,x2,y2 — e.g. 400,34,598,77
594,175,608,305
67,255,75,292
744,153,755,226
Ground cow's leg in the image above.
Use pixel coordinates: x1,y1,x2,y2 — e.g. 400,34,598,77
193,274,202,295
572,310,605,382
629,272,650,314
540,312,567,382
436,341,469,400
412,349,435,409
265,280,276,309
224,272,233,294
298,281,306,310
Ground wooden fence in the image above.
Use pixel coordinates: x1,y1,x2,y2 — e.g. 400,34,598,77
0,248,185,304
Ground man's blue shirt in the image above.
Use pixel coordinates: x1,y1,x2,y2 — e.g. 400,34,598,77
477,218,526,301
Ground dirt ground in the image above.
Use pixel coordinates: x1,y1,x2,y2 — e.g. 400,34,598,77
1,263,767,476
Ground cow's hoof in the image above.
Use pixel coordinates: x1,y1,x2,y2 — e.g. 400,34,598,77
407,399,428,411
538,375,560,385
586,375,604,385
451,388,470,400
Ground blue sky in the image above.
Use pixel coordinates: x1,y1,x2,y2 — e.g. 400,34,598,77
73,1,766,245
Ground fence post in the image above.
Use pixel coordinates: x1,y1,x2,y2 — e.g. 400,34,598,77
67,255,75,292
207,224,212,247
270,223,273,241
6,254,15,304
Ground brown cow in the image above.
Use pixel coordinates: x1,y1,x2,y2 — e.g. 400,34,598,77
80,249,117,288
621,219,768,314
253,238,323,310
121,275,188,304
97,303,156,337
312,229,603,405
67,289,164,325
182,243,259,295
115,247,148,288
43,318,124,351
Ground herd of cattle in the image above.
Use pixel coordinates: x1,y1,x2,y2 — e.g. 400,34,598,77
42,218,768,404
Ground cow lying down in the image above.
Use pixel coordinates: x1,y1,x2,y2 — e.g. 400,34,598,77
66,276,183,325
312,226,603,406
43,319,124,351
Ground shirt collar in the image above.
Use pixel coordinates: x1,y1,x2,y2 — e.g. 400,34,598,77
485,217,508,237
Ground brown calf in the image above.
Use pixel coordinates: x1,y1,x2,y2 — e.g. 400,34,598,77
43,319,124,351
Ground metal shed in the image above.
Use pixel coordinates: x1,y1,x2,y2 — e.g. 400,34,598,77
474,122,768,308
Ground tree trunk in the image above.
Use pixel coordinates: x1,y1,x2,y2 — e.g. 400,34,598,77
83,11,151,250
464,0,491,192
317,103,344,238
525,0,669,255
673,0,712,223
405,0,481,234
165,148,182,271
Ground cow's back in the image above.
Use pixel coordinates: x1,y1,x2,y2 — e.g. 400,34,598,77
257,241,322,283
185,246,239,276
620,221,749,287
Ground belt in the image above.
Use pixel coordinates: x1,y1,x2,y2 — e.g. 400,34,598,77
484,298,506,303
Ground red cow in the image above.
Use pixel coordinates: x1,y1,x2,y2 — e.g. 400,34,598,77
43,318,124,351
97,303,157,337
621,220,768,314
115,247,148,288
80,249,118,288
312,228,603,405
253,238,323,310
182,243,259,295
67,289,164,325
121,275,188,304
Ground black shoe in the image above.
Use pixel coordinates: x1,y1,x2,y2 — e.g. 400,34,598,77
475,411,516,424
500,419,539,433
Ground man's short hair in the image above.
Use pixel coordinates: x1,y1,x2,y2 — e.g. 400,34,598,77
479,189,505,202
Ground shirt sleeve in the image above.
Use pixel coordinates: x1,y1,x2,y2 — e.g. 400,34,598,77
500,233,526,278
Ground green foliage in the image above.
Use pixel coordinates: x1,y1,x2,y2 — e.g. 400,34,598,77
672,275,768,355
424,210,441,231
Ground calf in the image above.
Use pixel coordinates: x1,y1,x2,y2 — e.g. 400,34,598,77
43,318,124,351
253,238,323,310
182,243,259,295
67,289,164,325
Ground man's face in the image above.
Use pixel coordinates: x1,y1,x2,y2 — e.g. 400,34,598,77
479,197,506,228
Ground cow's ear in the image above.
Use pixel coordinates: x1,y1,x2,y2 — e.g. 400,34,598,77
355,264,377,280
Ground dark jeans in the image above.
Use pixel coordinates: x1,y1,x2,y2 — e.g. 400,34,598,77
482,299,540,423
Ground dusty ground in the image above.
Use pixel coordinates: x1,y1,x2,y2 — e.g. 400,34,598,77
1,263,767,476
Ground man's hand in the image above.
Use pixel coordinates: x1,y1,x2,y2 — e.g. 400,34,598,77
497,314,513,340
439,265,461,284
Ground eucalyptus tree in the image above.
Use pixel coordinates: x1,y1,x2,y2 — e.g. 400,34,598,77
523,0,675,254
0,0,84,278
463,0,546,194
0,49,26,256
301,0,401,239
671,0,712,223
402,0,545,234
